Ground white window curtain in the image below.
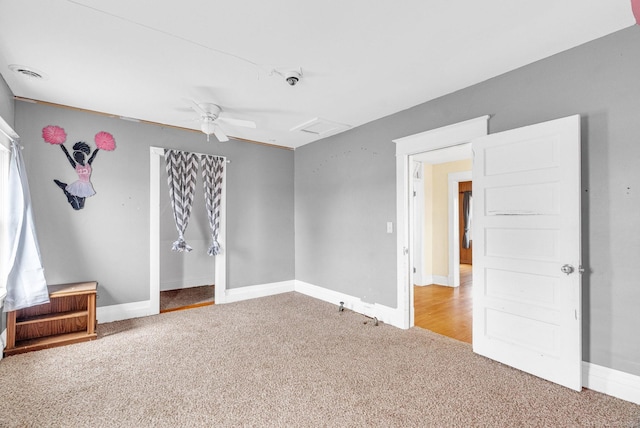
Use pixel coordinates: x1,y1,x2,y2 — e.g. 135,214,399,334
4,141,49,311
0,132,9,305
201,155,224,256
164,149,199,252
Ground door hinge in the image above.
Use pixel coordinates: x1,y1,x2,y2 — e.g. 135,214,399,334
413,191,417,197
413,267,416,273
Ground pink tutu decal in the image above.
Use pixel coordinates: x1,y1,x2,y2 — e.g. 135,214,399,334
45,125,116,210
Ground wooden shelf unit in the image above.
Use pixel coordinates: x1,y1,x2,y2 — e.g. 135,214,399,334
4,281,97,356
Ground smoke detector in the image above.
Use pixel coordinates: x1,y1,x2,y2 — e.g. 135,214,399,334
272,67,303,86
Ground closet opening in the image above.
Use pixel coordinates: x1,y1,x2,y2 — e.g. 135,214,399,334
149,147,227,315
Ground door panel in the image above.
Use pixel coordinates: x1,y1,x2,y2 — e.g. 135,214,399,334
472,115,582,391
485,182,557,215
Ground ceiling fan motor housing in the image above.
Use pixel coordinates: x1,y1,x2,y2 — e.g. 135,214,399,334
200,103,222,120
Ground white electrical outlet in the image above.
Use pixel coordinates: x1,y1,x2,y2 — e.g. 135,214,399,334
386,222,393,233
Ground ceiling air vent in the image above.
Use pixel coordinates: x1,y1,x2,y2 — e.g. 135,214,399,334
9,64,46,79
290,117,350,136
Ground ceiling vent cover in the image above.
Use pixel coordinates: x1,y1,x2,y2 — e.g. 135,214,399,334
9,64,46,79
290,117,350,136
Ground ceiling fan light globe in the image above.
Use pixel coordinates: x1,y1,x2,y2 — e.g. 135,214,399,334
201,121,216,135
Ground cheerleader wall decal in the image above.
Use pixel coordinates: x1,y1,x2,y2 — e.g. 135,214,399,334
42,125,116,210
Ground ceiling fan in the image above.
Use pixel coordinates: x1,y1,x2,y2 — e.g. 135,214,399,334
190,101,256,142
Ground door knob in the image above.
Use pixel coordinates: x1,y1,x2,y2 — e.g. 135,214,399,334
561,264,575,275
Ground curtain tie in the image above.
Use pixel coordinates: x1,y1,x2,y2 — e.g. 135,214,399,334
172,236,193,252
207,240,221,256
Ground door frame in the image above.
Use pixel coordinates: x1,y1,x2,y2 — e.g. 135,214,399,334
149,146,227,315
393,116,489,329
412,160,425,286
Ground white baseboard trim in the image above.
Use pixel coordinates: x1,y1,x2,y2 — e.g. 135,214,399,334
417,275,450,286
433,275,449,286
415,275,435,287
96,280,297,322
414,275,450,287
295,280,405,328
223,280,295,304
582,362,640,404
97,299,154,324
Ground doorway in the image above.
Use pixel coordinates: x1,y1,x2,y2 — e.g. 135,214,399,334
458,181,472,265
392,115,489,331
411,150,473,343
149,146,227,316
158,156,215,312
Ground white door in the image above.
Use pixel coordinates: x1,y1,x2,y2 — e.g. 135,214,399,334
472,115,582,391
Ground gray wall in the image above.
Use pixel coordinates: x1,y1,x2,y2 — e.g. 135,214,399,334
295,125,397,305
14,101,295,306
0,74,13,125
295,25,640,377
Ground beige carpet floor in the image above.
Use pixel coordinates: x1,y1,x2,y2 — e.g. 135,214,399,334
1,292,639,427
159,284,214,312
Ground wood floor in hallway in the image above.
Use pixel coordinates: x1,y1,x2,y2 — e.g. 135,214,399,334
414,264,472,344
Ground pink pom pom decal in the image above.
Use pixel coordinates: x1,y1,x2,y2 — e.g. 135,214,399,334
94,131,116,151
42,125,67,145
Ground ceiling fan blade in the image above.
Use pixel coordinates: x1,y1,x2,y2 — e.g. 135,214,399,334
190,100,208,116
218,117,256,129
213,125,229,142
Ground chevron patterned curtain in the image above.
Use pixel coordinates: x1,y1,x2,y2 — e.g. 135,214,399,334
201,155,224,256
165,149,199,252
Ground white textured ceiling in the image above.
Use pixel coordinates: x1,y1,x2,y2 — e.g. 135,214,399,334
0,0,634,148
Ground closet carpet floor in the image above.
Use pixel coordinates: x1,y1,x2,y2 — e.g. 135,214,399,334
160,285,214,313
